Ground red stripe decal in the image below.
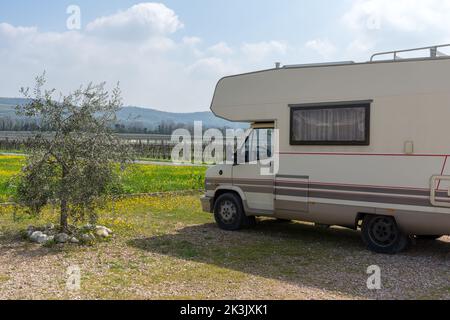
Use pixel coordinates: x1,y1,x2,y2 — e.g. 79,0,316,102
278,152,449,157
437,155,448,190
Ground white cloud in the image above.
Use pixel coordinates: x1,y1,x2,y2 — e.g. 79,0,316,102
347,36,376,55
241,41,287,62
342,0,450,55
305,39,337,59
182,36,202,46
343,0,450,33
187,57,240,77
86,3,183,41
0,23,37,38
181,36,204,58
0,3,292,112
207,42,234,56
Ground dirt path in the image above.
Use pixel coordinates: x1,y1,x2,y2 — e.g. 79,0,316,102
1,227,448,300
0,194,448,300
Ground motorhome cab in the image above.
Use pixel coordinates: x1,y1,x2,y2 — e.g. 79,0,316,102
201,45,450,254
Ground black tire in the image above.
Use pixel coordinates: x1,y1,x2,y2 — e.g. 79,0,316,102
214,193,253,231
416,235,442,240
275,218,292,223
361,215,411,254
245,215,257,228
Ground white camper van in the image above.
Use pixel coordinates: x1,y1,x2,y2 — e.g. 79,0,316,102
201,45,450,254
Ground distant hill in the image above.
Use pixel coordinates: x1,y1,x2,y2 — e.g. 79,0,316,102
0,98,28,117
115,106,246,130
0,97,247,131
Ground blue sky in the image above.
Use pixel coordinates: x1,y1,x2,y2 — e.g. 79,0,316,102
0,1,346,43
1,1,449,112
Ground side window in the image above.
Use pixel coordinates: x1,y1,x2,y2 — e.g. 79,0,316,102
290,102,371,146
247,129,258,162
258,129,273,160
245,129,274,163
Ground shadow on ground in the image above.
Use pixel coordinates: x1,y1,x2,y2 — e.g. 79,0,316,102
129,219,450,299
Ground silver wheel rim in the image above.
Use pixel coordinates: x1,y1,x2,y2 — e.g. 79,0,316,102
219,200,237,224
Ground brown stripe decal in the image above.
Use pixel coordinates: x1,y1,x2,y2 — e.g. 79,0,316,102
206,178,232,184
275,186,308,198
205,178,232,192
276,189,438,207
234,179,274,186
209,178,440,197
238,186,273,194
309,190,435,207
206,178,450,208
276,181,444,197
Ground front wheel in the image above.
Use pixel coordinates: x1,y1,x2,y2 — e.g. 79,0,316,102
214,193,253,231
361,215,411,254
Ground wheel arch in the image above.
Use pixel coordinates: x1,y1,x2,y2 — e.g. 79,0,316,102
356,212,402,230
213,187,247,213
355,212,368,229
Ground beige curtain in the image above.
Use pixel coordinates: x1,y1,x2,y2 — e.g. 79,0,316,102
293,107,366,142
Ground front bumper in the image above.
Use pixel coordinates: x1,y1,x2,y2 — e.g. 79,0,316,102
200,196,214,213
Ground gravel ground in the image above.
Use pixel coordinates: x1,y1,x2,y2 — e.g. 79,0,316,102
0,223,448,300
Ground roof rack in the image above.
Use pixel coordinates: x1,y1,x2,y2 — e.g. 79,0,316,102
370,44,450,62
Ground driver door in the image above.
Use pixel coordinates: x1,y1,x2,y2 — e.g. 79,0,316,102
232,128,275,214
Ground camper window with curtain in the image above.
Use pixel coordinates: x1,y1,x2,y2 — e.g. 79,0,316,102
290,102,371,145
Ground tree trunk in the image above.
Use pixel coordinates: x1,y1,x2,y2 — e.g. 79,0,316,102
60,166,69,232
60,197,69,232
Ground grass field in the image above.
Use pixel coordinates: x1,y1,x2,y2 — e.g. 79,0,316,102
0,194,449,300
0,155,23,202
0,155,207,202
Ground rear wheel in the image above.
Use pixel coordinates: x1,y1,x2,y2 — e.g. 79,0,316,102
361,215,410,254
214,193,253,231
416,235,442,240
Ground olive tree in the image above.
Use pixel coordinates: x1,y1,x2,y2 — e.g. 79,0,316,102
15,74,132,231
